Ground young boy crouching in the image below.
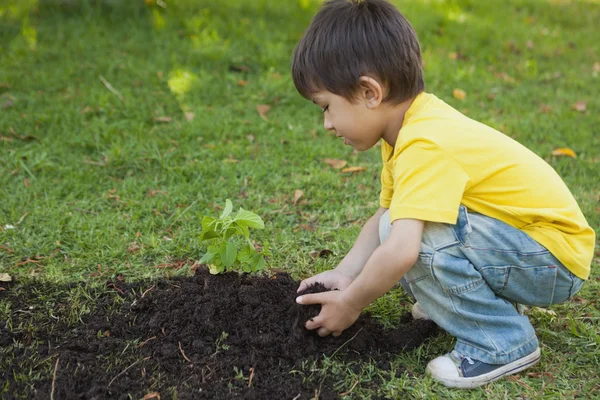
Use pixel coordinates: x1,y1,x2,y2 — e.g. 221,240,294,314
292,0,595,388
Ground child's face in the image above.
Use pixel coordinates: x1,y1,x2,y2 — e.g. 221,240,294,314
312,90,386,151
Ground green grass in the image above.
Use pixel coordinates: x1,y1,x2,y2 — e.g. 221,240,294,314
1,0,599,398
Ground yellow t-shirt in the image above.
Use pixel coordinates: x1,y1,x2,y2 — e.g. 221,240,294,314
380,92,595,280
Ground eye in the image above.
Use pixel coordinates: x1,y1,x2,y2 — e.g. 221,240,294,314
322,105,329,113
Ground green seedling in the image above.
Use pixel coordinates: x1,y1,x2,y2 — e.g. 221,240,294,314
199,199,271,274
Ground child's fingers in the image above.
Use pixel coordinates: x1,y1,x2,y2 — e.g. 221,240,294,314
305,316,323,330
297,279,311,292
296,292,325,305
317,327,331,337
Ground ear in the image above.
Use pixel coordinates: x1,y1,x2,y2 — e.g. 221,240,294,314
357,76,384,109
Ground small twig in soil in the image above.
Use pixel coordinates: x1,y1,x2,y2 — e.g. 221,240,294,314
108,357,150,387
142,391,161,400
292,394,301,400
178,342,192,363
339,380,359,396
106,283,124,294
330,328,363,358
141,284,156,298
99,75,125,102
50,357,59,400
137,336,157,348
247,367,255,388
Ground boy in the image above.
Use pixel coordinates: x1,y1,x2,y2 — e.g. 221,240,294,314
291,0,596,389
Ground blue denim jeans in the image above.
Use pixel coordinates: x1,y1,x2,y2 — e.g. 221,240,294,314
379,206,584,364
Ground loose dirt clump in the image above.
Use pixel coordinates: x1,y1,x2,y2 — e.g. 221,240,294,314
0,268,438,399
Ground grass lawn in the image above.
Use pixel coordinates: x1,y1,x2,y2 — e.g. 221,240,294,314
1,0,599,398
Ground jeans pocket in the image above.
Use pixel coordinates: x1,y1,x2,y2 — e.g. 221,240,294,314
452,205,472,246
486,265,559,307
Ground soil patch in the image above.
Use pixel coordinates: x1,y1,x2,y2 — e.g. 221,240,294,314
1,269,438,399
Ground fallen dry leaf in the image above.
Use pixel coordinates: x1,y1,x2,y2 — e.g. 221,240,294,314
448,52,458,60
147,189,167,197
526,40,534,49
551,148,577,158
0,273,12,282
247,134,255,143
238,80,248,87
256,104,270,121
154,116,172,123
24,178,30,188
342,166,367,173
572,101,587,112
202,144,216,149
453,88,466,100
594,62,600,72
128,242,141,254
184,112,195,121
309,249,334,259
293,189,303,206
323,158,347,169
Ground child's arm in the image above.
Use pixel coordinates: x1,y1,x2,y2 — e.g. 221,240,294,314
297,218,424,337
298,207,388,292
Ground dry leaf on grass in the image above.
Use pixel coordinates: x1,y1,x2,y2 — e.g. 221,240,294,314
0,273,12,282
184,112,195,121
147,189,167,197
551,148,577,158
24,178,30,188
293,189,304,206
309,249,334,259
572,101,587,112
154,116,172,123
453,88,466,100
323,158,347,169
256,104,270,121
342,166,367,173
238,80,248,87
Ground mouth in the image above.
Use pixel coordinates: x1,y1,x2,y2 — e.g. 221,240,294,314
336,134,350,145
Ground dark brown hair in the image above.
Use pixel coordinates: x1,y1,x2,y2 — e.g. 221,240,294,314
292,0,424,104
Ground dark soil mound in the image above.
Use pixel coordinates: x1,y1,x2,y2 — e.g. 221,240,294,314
1,269,438,399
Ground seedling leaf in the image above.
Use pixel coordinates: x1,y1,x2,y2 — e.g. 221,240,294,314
221,241,237,267
220,199,233,219
235,209,264,229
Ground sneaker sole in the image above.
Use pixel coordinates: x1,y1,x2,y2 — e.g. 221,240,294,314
427,347,541,389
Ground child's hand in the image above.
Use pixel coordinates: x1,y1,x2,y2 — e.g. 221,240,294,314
295,290,361,337
297,269,354,293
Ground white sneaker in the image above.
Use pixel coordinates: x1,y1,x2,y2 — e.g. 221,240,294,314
426,347,541,389
411,302,430,320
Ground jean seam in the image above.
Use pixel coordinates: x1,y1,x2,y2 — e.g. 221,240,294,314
457,335,538,361
443,279,484,295
568,272,576,299
549,267,558,306
468,247,551,256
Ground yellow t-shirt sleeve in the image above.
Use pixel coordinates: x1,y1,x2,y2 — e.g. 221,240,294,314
389,141,471,223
